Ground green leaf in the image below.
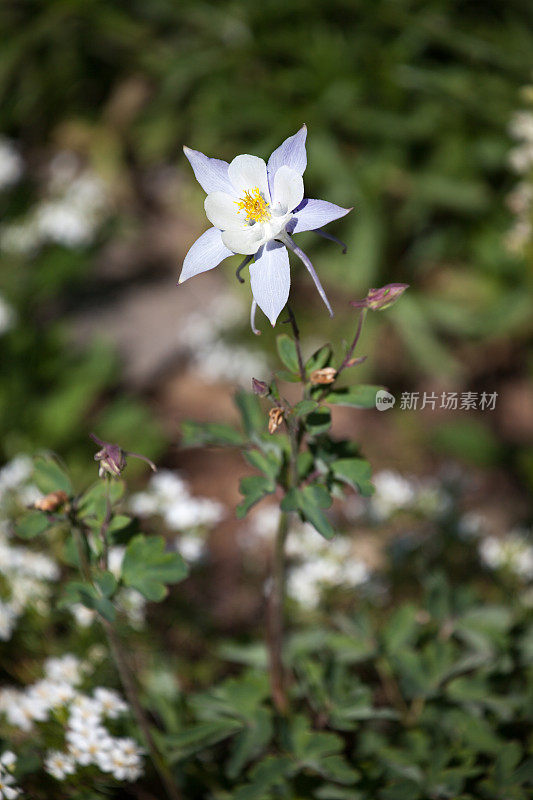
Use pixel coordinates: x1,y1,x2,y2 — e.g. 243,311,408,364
58,580,116,623
276,334,300,374
235,391,266,437
166,720,243,762
332,458,374,496
122,535,188,601
276,369,301,383
293,400,319,418
237,475,275,518
226,708,273,779
306,344,333,372
282,485,334,540
77,480,125,523
94,571,117,597
306,407,332,435
108,514,134,534
15,510,51,539
181,420,244,447
33,455,72,495
325,385,382,408
244,449,281,481
234,756,292,800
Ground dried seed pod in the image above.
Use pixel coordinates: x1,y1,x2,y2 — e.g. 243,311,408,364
310,367,337,385
268,407,284,434
34,490,68,512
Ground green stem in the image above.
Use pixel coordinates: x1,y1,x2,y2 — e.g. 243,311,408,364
286,305,306,384
266,508,290,715
103,621,182,800
72,511,181,800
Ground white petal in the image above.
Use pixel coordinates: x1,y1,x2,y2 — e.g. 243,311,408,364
228,155,270,201
221,225,264,255
290,198,352,233
204,192,245,230
267,126,307,190
183,147,232,194
249,242,290,326
179,227,234,283
272,166,304,213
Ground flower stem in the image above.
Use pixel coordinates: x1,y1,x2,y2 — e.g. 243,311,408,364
337,307,367,377
266,507,290,715
102,621,182,800
285,305,306,384
72,508,181,800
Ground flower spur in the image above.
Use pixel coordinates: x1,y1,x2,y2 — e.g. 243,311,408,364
178,126,352,331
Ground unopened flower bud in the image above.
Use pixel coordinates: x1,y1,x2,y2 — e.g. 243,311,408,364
268,407,284,434
34,490,68,512
310,367,337,385
350,283,409,312
90,433,156,479
252,378,269,397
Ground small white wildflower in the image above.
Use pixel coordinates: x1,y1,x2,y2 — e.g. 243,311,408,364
175,533,206,563
370,470,417,520
116,587,146,629
97,737,144,781
27,679,75,710
0,296,16,337
70,603,96,628
44,750,76,780
93,687,128,719
44,655,84,686
0,602,18,641
67,725,113,766
479,531,533,580
0,139,23,191
0,456,33,493
509,110,533,142
108,546,125,578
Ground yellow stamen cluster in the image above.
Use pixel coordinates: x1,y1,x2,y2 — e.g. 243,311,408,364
236,187,271,223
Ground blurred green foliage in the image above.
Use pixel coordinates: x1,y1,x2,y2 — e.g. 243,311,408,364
2,0,532,379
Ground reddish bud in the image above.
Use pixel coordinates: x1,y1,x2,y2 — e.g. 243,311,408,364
350,283,409,312
252,378,269,397
90,434,156,479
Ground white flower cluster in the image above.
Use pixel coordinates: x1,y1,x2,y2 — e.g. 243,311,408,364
0,150,110,254
130,470,224,563
0,456,57,641
0,751,20,800
506,108,533,253
359,470,448,522
181,295,269,385
0,455,42,508
0,655,85,731
69,546,146,630
0,522,59,642
0,656,143,785
0,138,23,192
478,530,533,581
243,505,371,610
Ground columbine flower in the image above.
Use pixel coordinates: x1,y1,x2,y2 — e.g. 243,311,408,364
179,126,352,330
